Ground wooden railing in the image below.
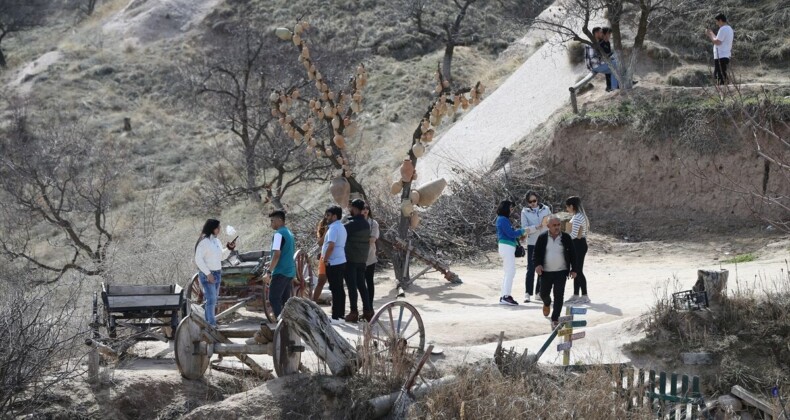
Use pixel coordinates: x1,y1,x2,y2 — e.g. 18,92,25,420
569,72,596,114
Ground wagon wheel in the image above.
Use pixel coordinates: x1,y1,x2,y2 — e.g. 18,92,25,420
262,281,277,323
364,301,426,381
186,273,204,303
273,319,302,377
293,249,314,299
174,315,210,380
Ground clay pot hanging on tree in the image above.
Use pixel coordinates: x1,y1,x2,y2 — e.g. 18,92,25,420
329,176,351,206
399,158,415,183
415,178,447,207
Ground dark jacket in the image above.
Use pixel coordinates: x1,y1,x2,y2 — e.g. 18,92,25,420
343,215,370,264
533,231,578,273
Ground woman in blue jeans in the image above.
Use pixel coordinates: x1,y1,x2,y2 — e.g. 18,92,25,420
194,219,223,326
520,191,551,303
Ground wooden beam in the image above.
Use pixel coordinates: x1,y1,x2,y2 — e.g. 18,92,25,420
732,385,780,419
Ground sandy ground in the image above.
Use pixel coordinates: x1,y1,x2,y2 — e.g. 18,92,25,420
112,234,789,384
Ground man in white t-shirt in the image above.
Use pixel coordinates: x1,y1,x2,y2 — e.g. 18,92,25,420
706,13,734,85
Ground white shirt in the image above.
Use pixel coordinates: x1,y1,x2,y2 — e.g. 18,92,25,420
195,235,222,275
544,234,568,272
322,220,347,265
713,25,733,59
570,212,588,239
366,218,380,266
271,232,284,251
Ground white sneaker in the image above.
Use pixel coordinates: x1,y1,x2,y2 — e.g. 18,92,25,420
577,295,591,304
524,293,531,303
564,295,580,304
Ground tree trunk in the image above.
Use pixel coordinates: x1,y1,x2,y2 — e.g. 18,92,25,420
280,297,357,376
245,147,261,202
0,48,6,68
633,4,650,52
442,43,454,81
696,269,728,305
608,3,624,52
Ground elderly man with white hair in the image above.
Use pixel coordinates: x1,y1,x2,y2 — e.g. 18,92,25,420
533,215,578,329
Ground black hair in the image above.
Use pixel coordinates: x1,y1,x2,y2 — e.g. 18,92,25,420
715,13,727,22
592,27,602,35
496,200,513,217
363,203,373,218
195,219,220,251
350,199,365,211
325,205,342,220
601,27,611,35
268,210,286,221
565,196,590,231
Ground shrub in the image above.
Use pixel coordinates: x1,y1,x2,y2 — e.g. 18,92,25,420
567,41,585,65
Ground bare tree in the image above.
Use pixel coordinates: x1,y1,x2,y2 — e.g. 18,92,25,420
0,99,121,283
394,0,484,81
0,270,85,416
0,0,49,67
183,25,332,208
526,0,684,89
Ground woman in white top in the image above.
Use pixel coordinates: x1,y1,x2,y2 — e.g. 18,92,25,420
362,204,379,309
565,196,590,304
520,191,552,303
194,219,223,326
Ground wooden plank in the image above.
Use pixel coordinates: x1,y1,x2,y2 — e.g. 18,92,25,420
637,368,645,407
569,331,586,341
731,385,779,418
670,372,678,420
558,315,573,323
649,370,657,406
557,341,572,351
570,320,587,328
570,307,587,315
681,375,689,397
107,285,173,295
107,295,181,309
557,328,573,337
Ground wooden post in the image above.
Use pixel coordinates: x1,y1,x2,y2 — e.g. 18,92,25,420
697,269,728,304
87,347,99,384
280,297,357,376
562,306,571,366
123,117,132,132
569,87,578,114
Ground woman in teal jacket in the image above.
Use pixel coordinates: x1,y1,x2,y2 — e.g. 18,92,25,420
496,200,525,306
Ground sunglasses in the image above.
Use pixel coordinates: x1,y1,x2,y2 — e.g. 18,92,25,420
528,199,538,203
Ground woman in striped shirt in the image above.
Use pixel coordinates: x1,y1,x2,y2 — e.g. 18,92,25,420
565,196,590,304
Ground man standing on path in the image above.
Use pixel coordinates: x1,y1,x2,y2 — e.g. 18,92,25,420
706,13,734,85
343,199,372,323
266,210,297,319
322,206,347,324
533,216,578,329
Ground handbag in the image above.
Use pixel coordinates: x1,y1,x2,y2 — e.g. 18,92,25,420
515,240,526,258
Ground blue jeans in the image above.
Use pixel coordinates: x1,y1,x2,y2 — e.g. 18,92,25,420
198,270,222,326
592,63,618,89
525,245,539,295
269,273,293,319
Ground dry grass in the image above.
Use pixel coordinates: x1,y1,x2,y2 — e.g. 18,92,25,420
629,265,790,397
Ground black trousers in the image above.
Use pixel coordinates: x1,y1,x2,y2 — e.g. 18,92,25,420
345,262,371,312
269,274,293,319
365,263,375,308
326,263,346,319
572,238,588,296
540,270,568,321
525,245,540,295
714,58,730,85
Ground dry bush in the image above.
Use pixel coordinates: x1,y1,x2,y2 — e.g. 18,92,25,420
634,267,790,395
567,41,585,65
415,363,654,419
0,268,86,417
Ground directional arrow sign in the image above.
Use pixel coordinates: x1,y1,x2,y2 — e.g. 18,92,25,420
557,315,573,323
570,320,587,328
570,307,588,315
557,328,573,337
570,331,586,341
557,341,573,351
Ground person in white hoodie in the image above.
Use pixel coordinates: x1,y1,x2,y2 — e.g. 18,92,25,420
194,219,223,326
520,191,552,303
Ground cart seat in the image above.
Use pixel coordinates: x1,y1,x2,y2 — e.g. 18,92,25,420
238,250,267,262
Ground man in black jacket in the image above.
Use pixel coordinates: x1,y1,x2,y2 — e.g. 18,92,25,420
533,216,578,328
343,199,372,323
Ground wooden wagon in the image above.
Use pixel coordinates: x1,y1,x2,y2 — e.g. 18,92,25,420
186,248,315,323
88,282,185,356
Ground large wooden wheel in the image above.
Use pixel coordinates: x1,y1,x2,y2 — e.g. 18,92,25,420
364,301,426,380
186,273,204,303
273,319,302,377
293,249,314,299
174,316,210,380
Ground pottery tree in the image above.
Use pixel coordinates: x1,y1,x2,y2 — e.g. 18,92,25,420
273,22,484,290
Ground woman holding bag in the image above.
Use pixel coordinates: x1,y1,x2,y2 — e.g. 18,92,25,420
496,200,525,306
520,191,552,303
